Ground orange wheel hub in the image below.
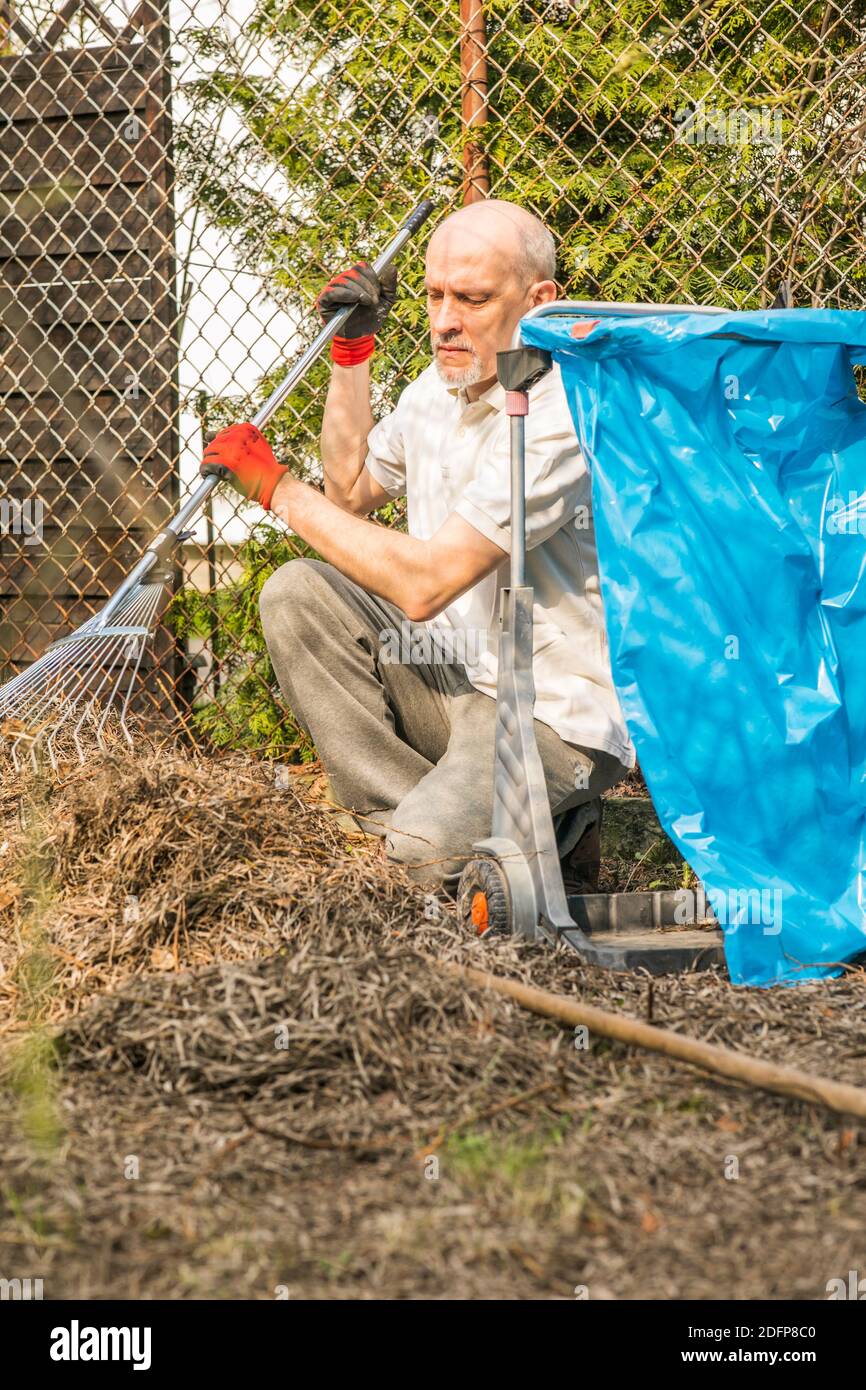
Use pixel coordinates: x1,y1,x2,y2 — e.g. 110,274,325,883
459,860,511,939
471,889,490,935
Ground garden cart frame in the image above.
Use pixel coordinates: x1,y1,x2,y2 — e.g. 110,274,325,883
456,300,729,976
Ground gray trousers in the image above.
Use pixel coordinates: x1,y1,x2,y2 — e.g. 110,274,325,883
259,558,627,889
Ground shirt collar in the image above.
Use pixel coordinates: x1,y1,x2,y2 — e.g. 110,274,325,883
446,377,508,413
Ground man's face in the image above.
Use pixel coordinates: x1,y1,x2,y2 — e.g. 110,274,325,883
425,229,540,389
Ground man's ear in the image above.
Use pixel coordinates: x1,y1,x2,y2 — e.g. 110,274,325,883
528,278,559,307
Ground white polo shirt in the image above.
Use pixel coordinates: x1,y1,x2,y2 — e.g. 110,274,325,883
364,360,635,767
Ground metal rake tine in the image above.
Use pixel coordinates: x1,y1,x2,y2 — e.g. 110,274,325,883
0,612,138,717
71,622,158,756
4,656,97,745
93,648,140,749
13,667,101,767
5,636,108,709
0,601,132,713
0,579,148,759
2,583,159,738
0,646,72,709
72,665,127,760
9,632,123,726
70,583,165,753
6,622,144,763
94,590,164,749
111,586,166,749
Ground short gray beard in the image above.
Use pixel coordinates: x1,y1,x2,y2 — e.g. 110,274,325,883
431,336,484,389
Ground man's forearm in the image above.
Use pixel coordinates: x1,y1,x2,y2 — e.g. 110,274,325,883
271,472,432,618
320,361,375,508
269,474,506,623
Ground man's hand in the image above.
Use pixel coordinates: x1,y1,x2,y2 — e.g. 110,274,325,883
200,423,288,510
317,261,397,366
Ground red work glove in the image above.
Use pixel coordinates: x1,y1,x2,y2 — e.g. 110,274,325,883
316,261,397,367
199,423,288,511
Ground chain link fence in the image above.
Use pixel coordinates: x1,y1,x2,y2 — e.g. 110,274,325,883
2,0,865,756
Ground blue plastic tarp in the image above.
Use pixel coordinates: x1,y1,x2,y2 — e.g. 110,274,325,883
520,306,866,986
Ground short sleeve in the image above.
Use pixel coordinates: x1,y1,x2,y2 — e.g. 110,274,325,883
454,385,587,553
365,404,407,499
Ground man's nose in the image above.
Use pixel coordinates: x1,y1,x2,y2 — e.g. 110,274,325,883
429,292,463,337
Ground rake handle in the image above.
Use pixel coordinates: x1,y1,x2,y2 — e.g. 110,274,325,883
99,198,435,624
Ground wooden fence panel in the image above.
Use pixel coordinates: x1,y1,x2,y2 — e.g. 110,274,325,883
0,3,180,703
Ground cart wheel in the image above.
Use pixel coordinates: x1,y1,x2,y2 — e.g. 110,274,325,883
458,857,512,938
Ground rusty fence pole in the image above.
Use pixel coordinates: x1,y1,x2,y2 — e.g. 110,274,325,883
460,0,489,202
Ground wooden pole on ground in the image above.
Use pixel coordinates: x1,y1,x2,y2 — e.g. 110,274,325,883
441,960,866,1121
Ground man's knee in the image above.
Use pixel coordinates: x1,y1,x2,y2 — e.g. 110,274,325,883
259,558,334,640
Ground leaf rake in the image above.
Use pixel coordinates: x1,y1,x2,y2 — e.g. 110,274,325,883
0,200,434,770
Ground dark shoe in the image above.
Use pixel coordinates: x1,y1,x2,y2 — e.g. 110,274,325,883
560,804,603,895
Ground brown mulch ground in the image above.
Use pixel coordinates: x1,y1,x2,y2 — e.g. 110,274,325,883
608,764,649,798
1,746,865,1300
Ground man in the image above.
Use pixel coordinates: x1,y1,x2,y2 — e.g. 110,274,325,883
201,199,635,892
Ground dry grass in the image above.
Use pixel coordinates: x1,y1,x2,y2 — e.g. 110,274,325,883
1,745,865,1299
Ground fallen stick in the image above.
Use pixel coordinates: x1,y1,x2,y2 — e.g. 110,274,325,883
441,960,866,1122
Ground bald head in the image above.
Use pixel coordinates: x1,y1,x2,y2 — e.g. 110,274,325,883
427,200,557,292
424,199,559,395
